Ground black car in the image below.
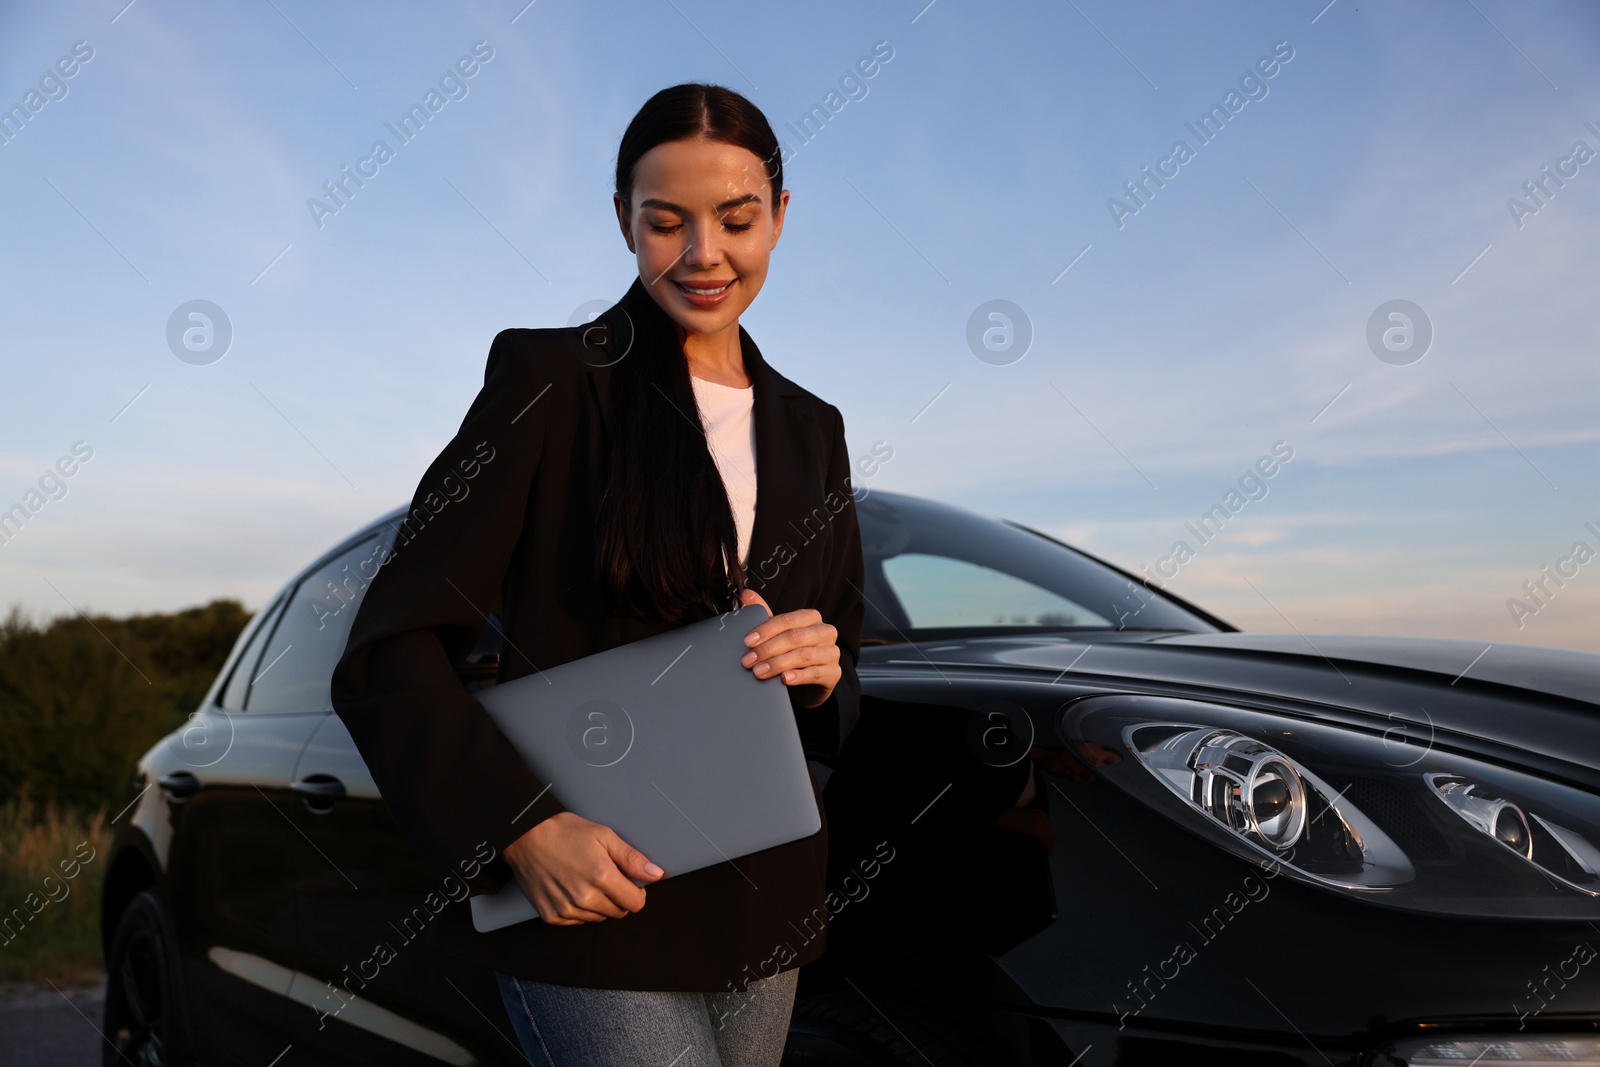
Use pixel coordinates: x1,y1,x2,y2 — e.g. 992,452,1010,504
101,489,1600,1066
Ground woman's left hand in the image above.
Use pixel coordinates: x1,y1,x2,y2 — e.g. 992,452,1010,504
736,588,840,709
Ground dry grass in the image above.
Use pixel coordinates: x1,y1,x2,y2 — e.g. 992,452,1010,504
0,793,112,985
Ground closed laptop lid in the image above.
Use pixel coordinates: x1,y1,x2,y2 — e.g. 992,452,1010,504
470,601,820,931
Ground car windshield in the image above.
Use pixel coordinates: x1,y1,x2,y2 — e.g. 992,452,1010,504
859,492,1222,643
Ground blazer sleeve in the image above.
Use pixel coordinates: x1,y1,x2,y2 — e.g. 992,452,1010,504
331,328,568,897
791,402,866,760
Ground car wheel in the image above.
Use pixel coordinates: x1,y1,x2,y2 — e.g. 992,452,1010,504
785,989,998,1067
103,888,194,1067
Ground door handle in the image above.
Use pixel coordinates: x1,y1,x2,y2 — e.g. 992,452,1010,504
157,772,202,800
291,775,346,813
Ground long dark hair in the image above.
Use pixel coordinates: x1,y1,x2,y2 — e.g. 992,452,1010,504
593,83,783,625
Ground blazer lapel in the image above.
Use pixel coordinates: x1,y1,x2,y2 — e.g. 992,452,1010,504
580,293,633,446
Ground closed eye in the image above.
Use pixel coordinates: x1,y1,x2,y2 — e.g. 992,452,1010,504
649,221,754,235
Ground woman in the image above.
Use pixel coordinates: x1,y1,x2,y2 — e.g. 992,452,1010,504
331,82,864,1066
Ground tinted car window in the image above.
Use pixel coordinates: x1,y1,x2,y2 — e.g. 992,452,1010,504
217,593,287,710
860,492,1215,638
882,553,1114,629
246,537,383,711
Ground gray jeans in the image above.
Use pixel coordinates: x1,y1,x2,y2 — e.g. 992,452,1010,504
495,967,800,1067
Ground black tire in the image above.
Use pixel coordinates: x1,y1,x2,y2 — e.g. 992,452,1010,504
784,989,998,1067
103,888,194,1067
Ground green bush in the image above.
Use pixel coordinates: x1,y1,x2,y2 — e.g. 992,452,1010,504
0,598,250,982
0,598,251,814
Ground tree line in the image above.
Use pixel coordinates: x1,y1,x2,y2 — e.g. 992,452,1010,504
0,598,251,816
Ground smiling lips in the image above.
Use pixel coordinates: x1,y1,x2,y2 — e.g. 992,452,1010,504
674,278,735,307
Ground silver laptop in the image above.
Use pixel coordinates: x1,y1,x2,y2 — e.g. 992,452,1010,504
468,601,821,933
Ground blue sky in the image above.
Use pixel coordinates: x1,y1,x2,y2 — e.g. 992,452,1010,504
2,0,1597,652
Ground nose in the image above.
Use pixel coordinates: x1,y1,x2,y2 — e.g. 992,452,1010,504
684,218,725,270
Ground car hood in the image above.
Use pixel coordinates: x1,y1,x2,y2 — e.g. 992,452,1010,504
1149,632,1600,709
865,630,1600,707
861,631,1600,775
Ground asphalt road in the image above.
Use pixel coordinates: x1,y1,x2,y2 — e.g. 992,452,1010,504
0,975,106,1067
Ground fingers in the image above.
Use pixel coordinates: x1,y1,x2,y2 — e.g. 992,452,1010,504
742,616,835,665
560,874,636,921
744,637,838,677
596,832,661,914
741,607,826,655
761,654,840,688
544,835,650,923
536,868,638,925
538,894,617,925
777,665,840,690
509,865,618,925
504,815,661,925
737,602,841,702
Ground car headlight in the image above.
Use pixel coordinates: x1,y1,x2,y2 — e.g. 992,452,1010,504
1428,774,1533,858
1179,731,1308,849
1137,723,1414,891
1425,773,1600,896
1062,694,1600,919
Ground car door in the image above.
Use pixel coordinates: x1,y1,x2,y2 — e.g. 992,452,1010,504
258,538,510,1065
291,713,511,1066
158,587,334,1046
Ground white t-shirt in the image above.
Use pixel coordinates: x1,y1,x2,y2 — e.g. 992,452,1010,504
690,374,757,568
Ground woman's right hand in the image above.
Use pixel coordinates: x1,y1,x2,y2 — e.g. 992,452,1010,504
500,812,666,925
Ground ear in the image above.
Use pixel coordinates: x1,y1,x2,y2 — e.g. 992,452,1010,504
770,188,790,249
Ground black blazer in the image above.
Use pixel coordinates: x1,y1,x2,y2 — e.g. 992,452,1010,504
330,278,864,992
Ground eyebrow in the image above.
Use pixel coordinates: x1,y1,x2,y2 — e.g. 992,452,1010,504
639,194,761,214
